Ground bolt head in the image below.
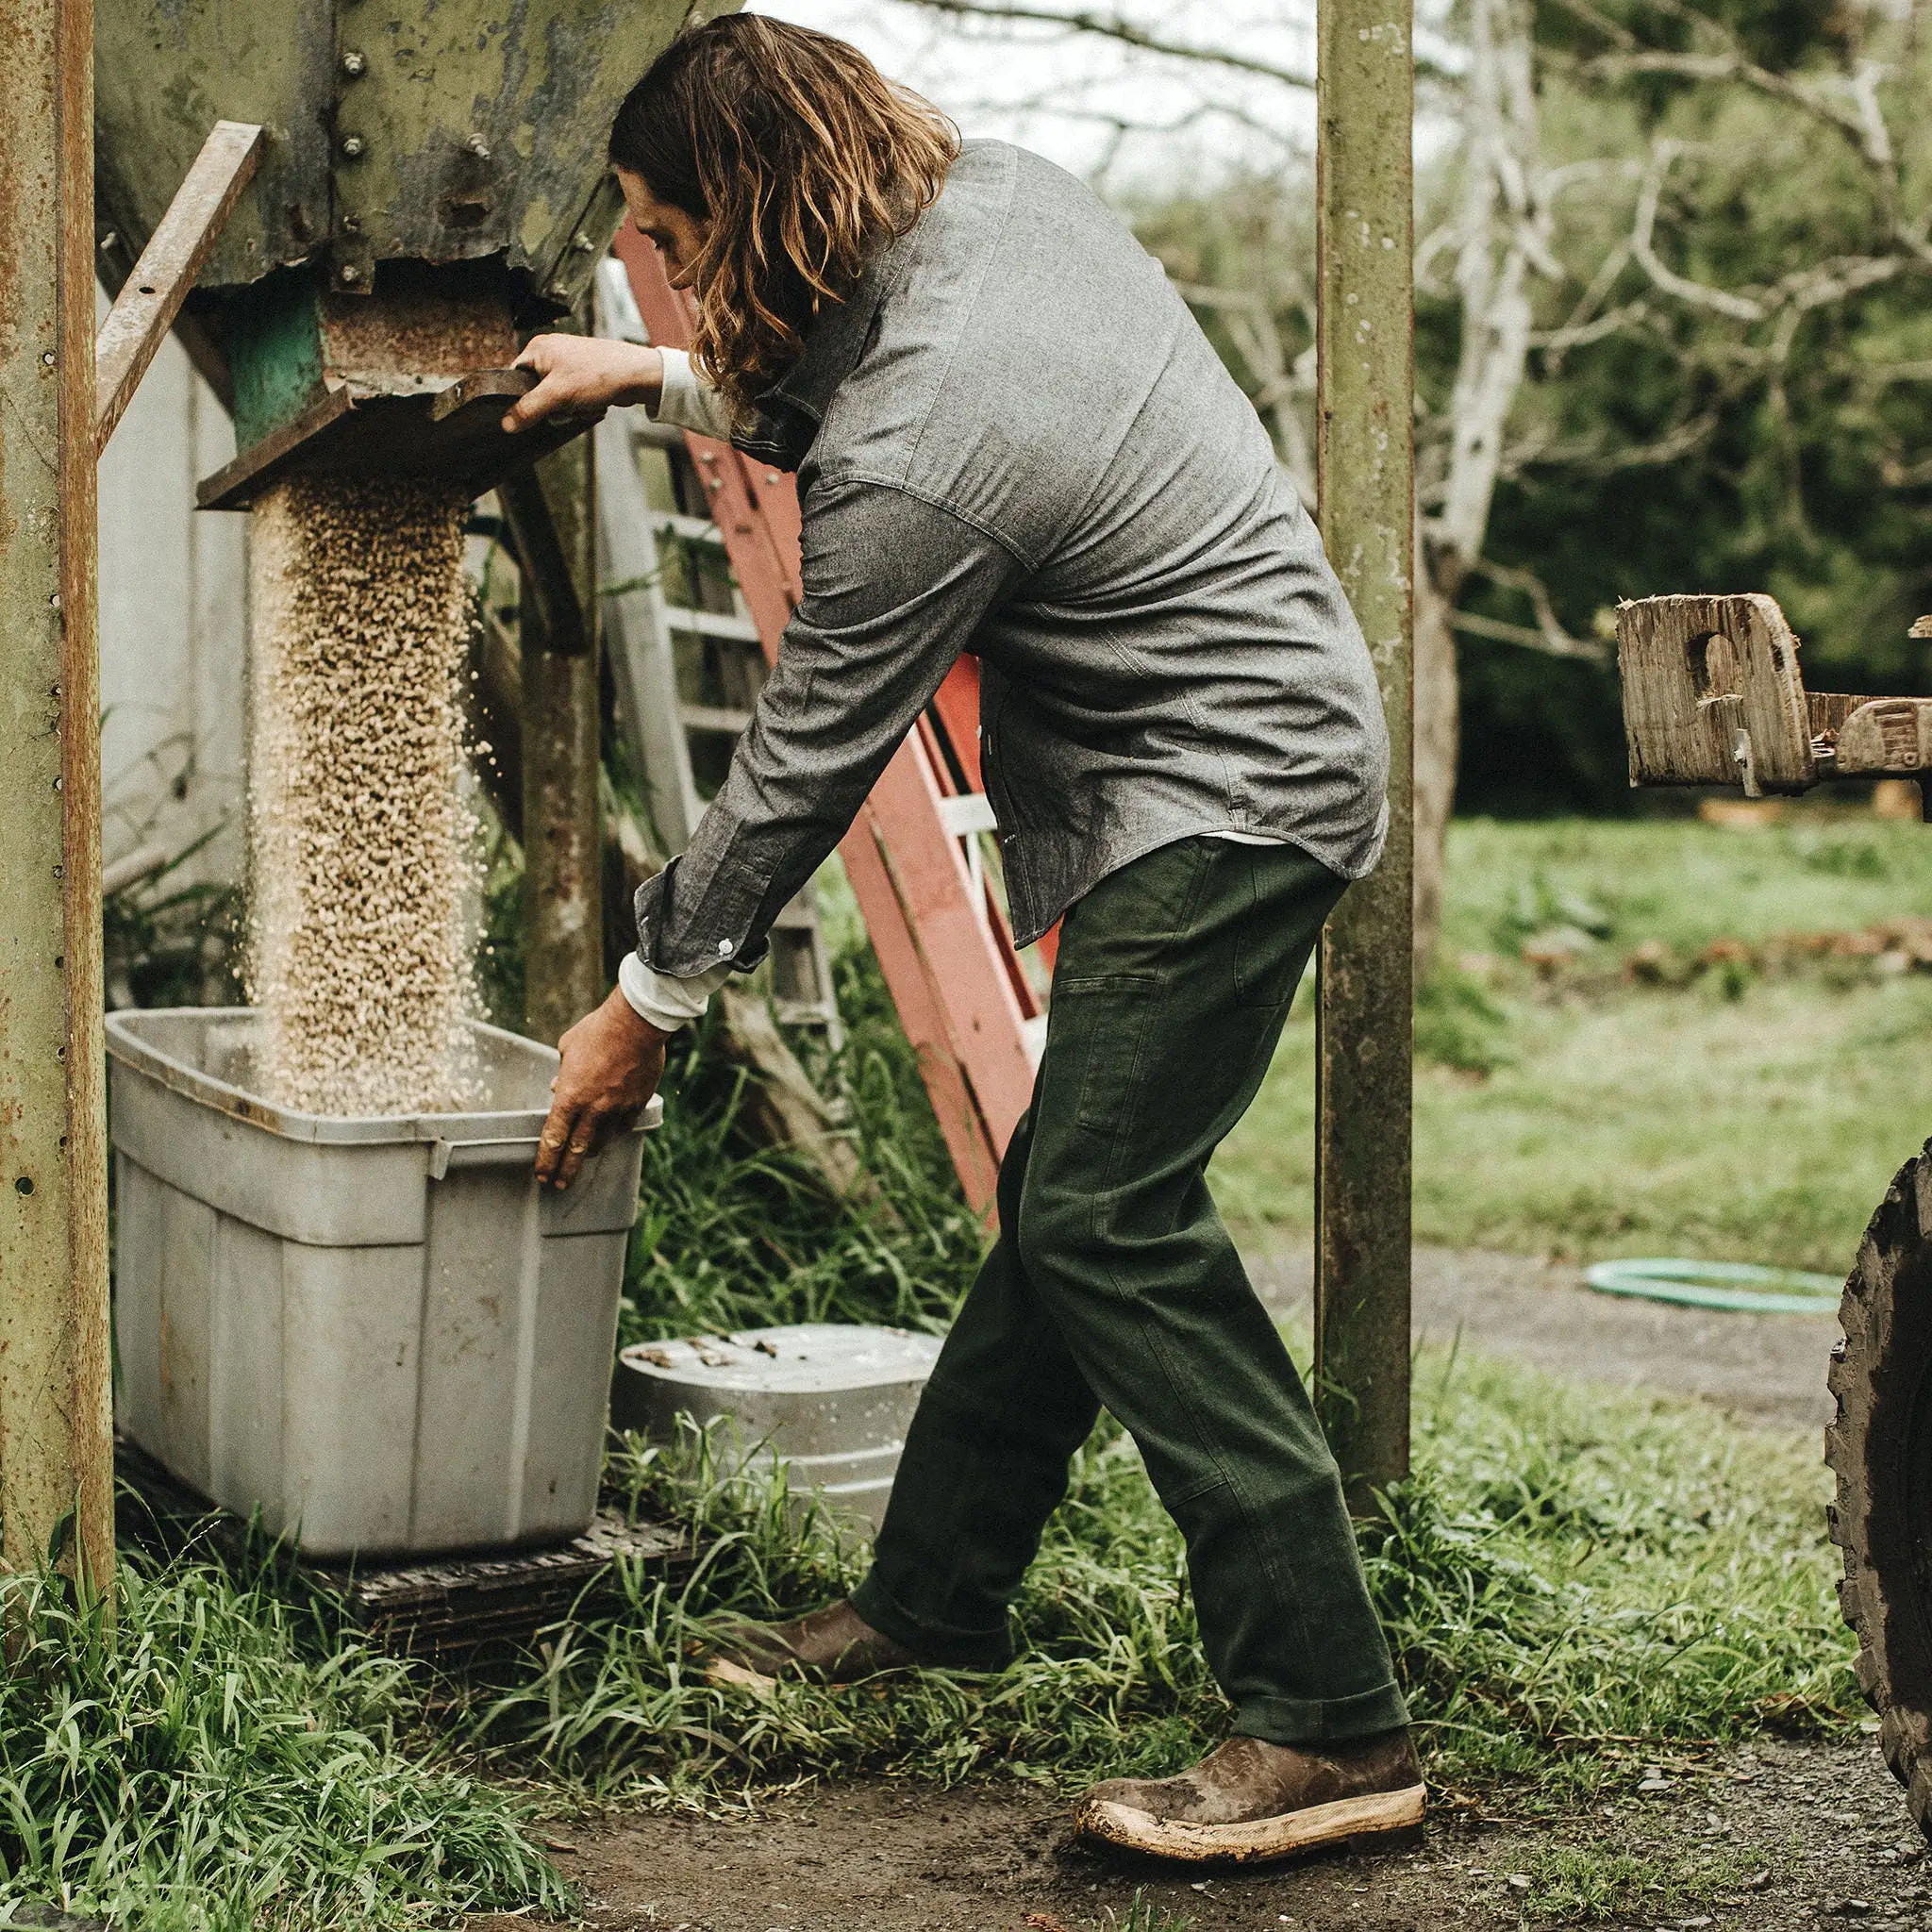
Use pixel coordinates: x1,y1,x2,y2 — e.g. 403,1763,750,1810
340,261,362,283
341,49,366,75
341,134,365,158
464,133,491,160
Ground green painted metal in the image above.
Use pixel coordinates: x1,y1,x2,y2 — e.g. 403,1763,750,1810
1312,0,1415,1509
93,0,697,303
0,0,115,1592
225,271,328,451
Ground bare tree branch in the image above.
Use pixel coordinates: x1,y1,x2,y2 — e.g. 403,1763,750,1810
1575,13,1925,264
1527,301,1647,352
1450,607,1607,658
1628,142,1768,320
1500,408,1718,479
1461,558,1607,658
1852,358,1932,388
1432,0,1552,582
891,0,1317,90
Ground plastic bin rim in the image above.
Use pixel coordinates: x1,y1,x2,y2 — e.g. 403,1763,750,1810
105,1007,575,1148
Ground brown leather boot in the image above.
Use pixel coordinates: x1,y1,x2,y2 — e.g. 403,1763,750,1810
1073,1728,1425,1863
703,1599,922,1689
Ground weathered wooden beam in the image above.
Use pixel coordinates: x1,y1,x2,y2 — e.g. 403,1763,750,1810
470,600,525,840
93,224,233,411
1614,593,1813,794
0,0,114,1591
504,441,604,1044
1313,0,1416,1508
92,118,262,456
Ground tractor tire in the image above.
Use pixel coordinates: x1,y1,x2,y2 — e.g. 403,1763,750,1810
1826,1141,1932,1841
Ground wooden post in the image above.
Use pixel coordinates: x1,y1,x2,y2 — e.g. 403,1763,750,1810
0,0,114,1590
1314,0,1416,1508
504,439,604,1044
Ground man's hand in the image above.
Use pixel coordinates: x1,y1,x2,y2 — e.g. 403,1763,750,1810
535,986,667,1191
504,334,664,434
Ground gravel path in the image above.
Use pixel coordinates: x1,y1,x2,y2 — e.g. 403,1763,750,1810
1247,1241,1843,1435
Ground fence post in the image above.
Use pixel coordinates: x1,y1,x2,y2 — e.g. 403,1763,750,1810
0,0,115,1591
506,435,605,1045
1314,0,1416,1510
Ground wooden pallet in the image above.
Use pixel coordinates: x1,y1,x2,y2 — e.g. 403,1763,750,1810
114,1435,689,1665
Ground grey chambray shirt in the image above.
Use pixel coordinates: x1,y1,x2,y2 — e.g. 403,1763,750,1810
632,139,1389,979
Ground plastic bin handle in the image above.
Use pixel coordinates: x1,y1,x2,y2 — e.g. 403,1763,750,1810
427,1096,661,1178
426,1136,540,1179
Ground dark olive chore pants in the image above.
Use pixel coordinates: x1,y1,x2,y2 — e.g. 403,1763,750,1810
850,835,1409,1746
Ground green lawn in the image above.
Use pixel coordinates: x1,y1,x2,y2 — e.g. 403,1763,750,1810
1216,811,1932,1272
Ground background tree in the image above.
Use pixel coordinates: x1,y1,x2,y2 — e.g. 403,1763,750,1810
795,0,1932,958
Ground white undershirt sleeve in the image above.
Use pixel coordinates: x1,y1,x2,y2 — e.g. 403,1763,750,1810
617,950,737,1034
649,347,740,443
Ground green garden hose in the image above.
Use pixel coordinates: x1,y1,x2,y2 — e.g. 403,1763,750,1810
1583,1257,1842,1315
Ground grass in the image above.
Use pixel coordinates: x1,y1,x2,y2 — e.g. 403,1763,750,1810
8,1324,1844,1925
0,1554,567,1931
620,941,985,1346
460,1333,1855,1810
1519,1839,1765,1921
1218,811,1932,1271
1098,1894,1193,1932
37,808,1881,1925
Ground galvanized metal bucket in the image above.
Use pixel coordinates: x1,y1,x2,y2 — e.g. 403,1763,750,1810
611,1324,944,1530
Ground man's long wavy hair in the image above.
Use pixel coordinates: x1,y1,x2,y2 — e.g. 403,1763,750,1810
608,16,959,410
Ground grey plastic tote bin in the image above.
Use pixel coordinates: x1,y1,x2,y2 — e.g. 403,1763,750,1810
107,1008,658,1558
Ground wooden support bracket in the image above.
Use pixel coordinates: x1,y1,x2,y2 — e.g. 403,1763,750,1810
1616,591,1932,806
93,119,263,456
1615,593,1814,795
1832,700,1932,777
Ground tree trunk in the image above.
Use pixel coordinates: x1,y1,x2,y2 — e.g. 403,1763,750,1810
1412,559,1461,980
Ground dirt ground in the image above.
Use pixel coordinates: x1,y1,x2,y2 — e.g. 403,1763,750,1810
471,1247,1890,1930
476,1737,1927,1930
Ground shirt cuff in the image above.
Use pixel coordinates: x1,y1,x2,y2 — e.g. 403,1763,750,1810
649,347,739,442
617,949,736,1034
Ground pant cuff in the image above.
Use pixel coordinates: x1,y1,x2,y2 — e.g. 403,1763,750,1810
849,1569,1012,1671
1232,1680,1411,1748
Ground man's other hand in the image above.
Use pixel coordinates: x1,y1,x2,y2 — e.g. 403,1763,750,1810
504,334,664,433
535,986,667,1191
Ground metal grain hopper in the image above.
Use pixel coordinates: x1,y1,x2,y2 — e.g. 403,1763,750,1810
94,0,698,504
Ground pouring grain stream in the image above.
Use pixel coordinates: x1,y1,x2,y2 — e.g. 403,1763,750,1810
246,478,481,1117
